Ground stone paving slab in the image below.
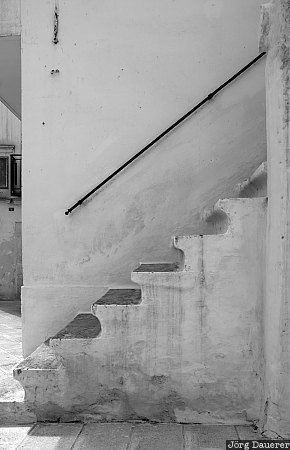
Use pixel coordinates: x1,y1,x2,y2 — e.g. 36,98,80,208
0,423,265,450
17,424,83,449
0,301,24,409
0,349,21,367
0,335,21,344
186,425,238,449
0,302,21,317
0,371,24,402
0,338,20,348
236,426,264,440
3,346,22,359
0,426,32,449
1,331,21,340
129,423,183,450
73,423,132,450
183,426,199,450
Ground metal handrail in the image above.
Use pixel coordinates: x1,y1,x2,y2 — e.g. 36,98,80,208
65,52,266,215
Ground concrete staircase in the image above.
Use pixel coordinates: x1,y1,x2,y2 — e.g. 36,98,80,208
13,162,267,423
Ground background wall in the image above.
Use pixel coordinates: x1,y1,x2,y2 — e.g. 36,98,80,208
0,204,22,300
22,0,267,354
0,36,21,118
0,0,22,301
0,101,21,153
0,101,22,300
0,0,20,36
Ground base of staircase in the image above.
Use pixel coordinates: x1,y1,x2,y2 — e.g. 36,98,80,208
0,401,257,426
0,401,36,424
0,366,36,424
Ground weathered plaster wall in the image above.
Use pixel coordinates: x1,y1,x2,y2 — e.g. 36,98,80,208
0,101,22,300
22,0,267,355
0,0,20,36
259,0,290,438
0,203,22,300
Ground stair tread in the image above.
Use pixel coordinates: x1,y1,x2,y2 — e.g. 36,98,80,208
241,161,267,186
237,161,267,197
134,263,179,273
94,289,141,306
51,313,101,340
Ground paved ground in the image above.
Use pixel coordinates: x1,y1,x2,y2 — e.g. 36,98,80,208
0,424,263,450
0,301,24,403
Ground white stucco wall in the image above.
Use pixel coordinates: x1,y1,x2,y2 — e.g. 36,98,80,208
22,0,267,354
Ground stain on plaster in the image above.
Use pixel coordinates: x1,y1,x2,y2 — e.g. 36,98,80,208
79,387,136,421
280,43,290,72
0,239,16,299
204,0,224,21
259,3,271,52
89,202,146,256
53,5,59,45
121,203,146,237
151,375,168,386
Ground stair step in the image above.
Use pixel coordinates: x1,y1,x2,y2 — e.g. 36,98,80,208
50,313,101,341
94,289,141,306
236,161,267,197
201,202,229,225
14,343,61,373
133,263,179,273
13,343,67,422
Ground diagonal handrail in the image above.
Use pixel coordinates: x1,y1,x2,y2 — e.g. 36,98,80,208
65,52,266,215
0,95,21,120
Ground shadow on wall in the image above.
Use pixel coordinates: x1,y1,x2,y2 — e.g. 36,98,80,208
0,36,21,118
